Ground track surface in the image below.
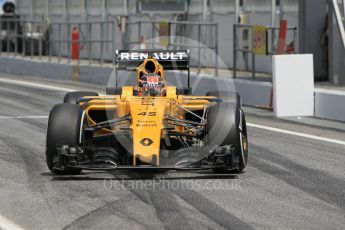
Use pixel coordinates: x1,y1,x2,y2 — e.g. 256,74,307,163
0,75,345,230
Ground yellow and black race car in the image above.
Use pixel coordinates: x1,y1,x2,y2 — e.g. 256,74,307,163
46,50,248,174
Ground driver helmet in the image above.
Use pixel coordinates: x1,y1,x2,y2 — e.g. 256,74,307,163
138,73,165,96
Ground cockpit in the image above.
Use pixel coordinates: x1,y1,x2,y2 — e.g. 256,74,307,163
136,58,166,96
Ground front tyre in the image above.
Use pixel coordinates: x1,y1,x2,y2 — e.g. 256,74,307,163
206,97,248,173
46,103,84,174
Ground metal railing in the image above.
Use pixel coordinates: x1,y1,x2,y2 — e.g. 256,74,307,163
126,20,219,75
0,18,117,66
0,18,218,73
233,24,298,78
48,20,116,65
0,18,47,59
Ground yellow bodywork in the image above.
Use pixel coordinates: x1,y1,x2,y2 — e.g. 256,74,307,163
79,58,217,166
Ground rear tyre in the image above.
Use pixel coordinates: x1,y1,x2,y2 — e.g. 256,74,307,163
106,87,122,95
206,91,240,104
46,103,84,174
206,92,248,173
64,91,98,104
176,87,192,95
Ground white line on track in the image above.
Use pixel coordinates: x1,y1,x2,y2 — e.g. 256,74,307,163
0,78,76,92
247,123,345,146
0,116,48,119
0,215,25,230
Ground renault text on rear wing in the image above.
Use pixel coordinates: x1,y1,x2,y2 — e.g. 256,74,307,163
114,50,190,70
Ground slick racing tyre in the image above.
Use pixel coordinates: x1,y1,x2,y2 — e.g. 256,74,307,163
206,92,248,173
64,91,99,104
206,91,240,103
106,87,122,95
46,103,84,174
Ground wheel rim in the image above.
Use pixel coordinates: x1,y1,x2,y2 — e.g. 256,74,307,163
242,134,248,152
239,110,248,168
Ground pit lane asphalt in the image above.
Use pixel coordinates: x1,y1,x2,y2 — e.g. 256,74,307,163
0,75,344,230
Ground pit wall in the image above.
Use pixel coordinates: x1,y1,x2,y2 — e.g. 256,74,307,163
0,56,343,121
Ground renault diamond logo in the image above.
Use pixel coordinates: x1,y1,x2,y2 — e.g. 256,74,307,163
140,138,153,146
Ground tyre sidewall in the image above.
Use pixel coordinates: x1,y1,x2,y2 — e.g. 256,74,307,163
206,102,240,147
46,103,83,173
205,91,248,171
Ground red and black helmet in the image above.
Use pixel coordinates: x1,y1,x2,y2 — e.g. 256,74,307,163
139,73,164,96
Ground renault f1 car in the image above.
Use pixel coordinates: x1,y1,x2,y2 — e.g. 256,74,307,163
46,50,248,174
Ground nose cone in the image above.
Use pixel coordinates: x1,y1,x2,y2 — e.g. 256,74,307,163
129,97,168,166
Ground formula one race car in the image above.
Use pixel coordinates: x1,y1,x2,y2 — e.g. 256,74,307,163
46,50,248,174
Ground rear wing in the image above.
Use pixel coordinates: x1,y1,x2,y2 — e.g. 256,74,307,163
114,50,190,87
